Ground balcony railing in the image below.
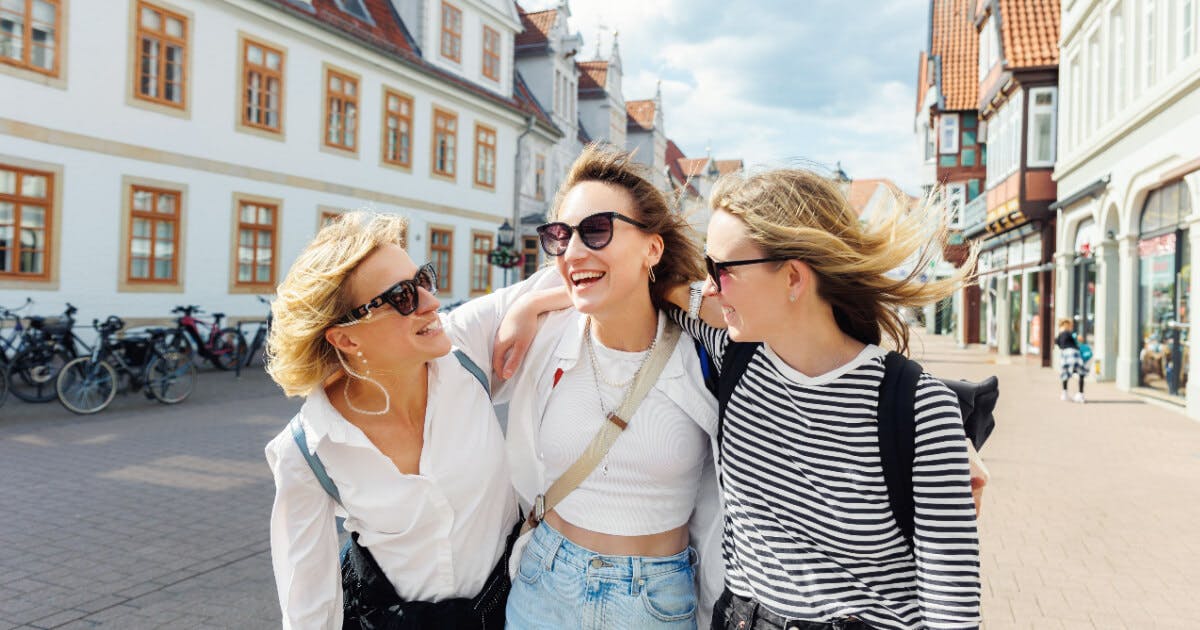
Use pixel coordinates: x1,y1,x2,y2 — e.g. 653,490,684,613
961,193,987,238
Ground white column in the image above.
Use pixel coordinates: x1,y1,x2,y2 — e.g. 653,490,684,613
995,274,1011,362
1053,250,1074,371
924,303,937,335
1094,238,1119,381
1187,212,1200,419
1116,234,1139,390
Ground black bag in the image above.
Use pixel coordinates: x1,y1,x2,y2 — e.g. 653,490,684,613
340,522,519,630
709,342,999,546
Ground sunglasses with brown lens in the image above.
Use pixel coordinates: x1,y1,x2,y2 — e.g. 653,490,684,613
338,262,438,325
536,211,649,257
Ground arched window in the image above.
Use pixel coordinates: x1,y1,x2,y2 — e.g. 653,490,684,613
1140,180,1191,236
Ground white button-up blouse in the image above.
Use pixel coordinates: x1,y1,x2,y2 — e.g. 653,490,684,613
264,350,518,630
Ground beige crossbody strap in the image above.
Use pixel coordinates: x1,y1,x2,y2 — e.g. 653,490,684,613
523,320,683,533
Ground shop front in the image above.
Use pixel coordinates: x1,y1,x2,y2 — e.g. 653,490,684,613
1072,219,1098,345
1137,180,1192,398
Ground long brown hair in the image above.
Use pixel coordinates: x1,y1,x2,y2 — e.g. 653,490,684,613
710,169,975,355
551,143,705,309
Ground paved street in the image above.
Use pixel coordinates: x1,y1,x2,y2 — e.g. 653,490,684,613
1,334,1199,628
0,366,289,629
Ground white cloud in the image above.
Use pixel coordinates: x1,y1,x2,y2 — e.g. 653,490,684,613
521,0,928,193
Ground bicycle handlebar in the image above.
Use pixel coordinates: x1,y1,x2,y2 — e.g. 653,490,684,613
172,305,204,315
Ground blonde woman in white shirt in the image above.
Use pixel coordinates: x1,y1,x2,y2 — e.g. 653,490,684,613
443,144,724,629
264,213,553,629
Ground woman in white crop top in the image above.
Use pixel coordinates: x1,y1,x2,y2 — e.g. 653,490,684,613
442,145,723,629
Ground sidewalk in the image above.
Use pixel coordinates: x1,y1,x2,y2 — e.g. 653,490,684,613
909,332,1200,629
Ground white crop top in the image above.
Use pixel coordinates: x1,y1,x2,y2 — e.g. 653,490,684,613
539,314,708,536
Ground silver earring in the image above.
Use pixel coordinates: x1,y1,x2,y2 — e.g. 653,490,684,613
336,350,389,415
788,294,797,303
648,267,656,283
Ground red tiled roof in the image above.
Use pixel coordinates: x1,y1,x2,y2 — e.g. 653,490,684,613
715,159,743,176
626,99,656,131
678,158,709,177
263,0,560,136
847,179,913,216
516,7,556,48
930,0,979,111
577,61,608,97
277,0,417,59
998,0,1060,69
665,140,698,197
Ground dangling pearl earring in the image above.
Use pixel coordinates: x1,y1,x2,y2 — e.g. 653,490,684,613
336,350,390,415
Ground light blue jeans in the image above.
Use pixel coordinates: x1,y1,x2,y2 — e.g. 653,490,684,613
505,521,699,629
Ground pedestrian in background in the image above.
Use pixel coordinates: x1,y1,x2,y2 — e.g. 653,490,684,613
1056,318,1087,403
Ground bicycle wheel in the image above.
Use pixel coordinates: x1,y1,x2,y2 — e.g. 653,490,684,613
209,328,248,371
9,343,72,403
56,357,118,415
146,352,197,404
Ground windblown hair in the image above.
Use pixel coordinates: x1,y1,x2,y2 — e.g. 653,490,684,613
709,169,975,355
551,143,705,309
265,211,408,397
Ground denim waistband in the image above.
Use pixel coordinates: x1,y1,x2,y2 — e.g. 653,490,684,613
528,521,696,581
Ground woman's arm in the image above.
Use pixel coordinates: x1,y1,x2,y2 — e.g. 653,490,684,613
441,267,563,384
664,282,727,330
910,376,981,629
967,439,989,517
492,286,572,378
265,434,342,629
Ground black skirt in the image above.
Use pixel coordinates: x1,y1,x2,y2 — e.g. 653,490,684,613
341,520,521,630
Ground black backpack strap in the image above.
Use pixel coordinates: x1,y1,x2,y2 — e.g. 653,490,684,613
877,351,923,547
716,342,761,466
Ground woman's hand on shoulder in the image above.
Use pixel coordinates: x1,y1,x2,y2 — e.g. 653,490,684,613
492,287,572,378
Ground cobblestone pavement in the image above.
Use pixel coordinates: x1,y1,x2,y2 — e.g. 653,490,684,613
3,334,1199,629
0,366,290,629
908,333,1200,629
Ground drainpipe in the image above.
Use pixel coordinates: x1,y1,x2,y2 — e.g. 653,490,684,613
511,114,536,286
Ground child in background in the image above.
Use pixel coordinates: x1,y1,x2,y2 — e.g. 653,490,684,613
1056,318,1087,403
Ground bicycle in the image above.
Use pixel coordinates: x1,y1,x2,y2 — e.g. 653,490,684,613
239,295,273,368
163,305,247,371
6,302,86,403
56,316,197,415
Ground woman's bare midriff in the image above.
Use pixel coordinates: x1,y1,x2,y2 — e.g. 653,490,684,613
544,510,689,557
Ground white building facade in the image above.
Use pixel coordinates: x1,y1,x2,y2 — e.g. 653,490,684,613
0,0,548,327
1054,0,1200,414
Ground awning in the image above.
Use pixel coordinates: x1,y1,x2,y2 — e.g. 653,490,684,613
1049,175,1110,211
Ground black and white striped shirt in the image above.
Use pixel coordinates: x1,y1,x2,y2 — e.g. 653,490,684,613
674,311,981,630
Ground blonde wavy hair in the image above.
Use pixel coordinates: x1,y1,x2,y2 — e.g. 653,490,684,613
551,143,705,308
265,211,408,397
709,169,975,355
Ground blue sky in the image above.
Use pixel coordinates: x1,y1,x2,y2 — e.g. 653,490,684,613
522,0,930,193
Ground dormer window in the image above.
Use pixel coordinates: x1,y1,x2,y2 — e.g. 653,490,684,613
334,0,371,23
441,2,462,63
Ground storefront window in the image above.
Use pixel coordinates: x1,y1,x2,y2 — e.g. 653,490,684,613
1073,219,1098,342
1009,273,1022,355
1138,180,1191,397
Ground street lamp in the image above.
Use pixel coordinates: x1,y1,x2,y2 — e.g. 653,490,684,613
489,220,521,288
497,220,515,248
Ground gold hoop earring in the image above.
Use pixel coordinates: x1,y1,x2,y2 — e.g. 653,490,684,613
648,266,656,283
